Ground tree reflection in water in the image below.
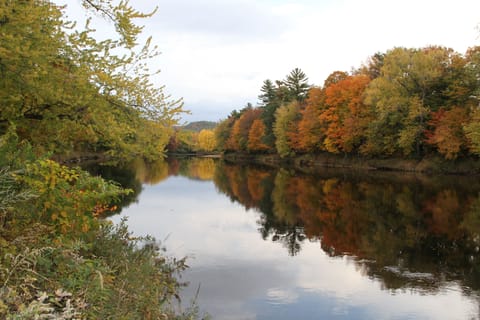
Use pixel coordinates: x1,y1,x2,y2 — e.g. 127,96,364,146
89,157,480,298
210,160,480,295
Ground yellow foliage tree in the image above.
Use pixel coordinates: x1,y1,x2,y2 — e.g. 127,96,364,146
197,129,216,152
248,119,269,152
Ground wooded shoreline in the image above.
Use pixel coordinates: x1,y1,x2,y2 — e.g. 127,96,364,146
222,152,480,175
52,149,480,176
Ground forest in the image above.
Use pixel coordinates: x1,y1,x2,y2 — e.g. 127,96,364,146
215,47,480,161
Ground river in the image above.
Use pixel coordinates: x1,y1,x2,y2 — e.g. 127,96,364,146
92,157,480,319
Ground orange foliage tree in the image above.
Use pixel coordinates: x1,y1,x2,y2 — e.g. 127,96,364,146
248,119,269,152
297,87,326,153
321,74,371,153
226,107,262,152
225,118,241,151
425,107,469,159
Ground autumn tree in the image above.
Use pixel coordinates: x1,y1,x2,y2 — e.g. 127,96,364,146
297,87,326,152
321,74,371,153
0,0,183,159
425,107,469,159
274,101,301,157
226,106,262,152
166,129,198,153
296,71,349,153
248,119,269,152
362,47,463,156
215,117,235,152
323,71,348,88
197,129,217,152
226,119,241,151
464,109,480,156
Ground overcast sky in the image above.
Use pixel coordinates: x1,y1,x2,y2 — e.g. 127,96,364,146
63,0,480,123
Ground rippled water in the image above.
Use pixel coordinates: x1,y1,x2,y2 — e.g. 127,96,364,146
99,157,480,319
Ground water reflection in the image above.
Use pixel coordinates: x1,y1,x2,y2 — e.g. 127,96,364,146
214,161,480,294
104,157,480,318
83,157,217,213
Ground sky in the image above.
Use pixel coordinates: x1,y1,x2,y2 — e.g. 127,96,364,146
62,0,480,123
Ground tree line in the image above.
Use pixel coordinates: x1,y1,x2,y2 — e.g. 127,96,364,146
215,47,480,160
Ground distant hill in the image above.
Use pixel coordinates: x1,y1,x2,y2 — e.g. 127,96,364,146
180,121,217,132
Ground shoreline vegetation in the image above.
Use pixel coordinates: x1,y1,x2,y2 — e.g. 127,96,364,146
57,150,480,176
172,48,480,176
0,1,204,319
0,134,204,319
209,49,480,173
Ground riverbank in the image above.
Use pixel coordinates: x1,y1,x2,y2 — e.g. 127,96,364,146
52,151,110,165
167,152,221,158
223,152,480,175
0,141,204,319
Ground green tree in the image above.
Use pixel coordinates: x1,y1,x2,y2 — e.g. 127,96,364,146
285,68,310,102
258,79,276,106
259,80,287,149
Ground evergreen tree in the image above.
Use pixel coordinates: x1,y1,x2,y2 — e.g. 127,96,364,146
258,79,276,106
284,68,310,102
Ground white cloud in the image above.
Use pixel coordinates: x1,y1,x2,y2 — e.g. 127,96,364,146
61,0,480,121
150,0,292,42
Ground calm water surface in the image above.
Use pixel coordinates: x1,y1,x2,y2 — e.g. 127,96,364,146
99,157,480,319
